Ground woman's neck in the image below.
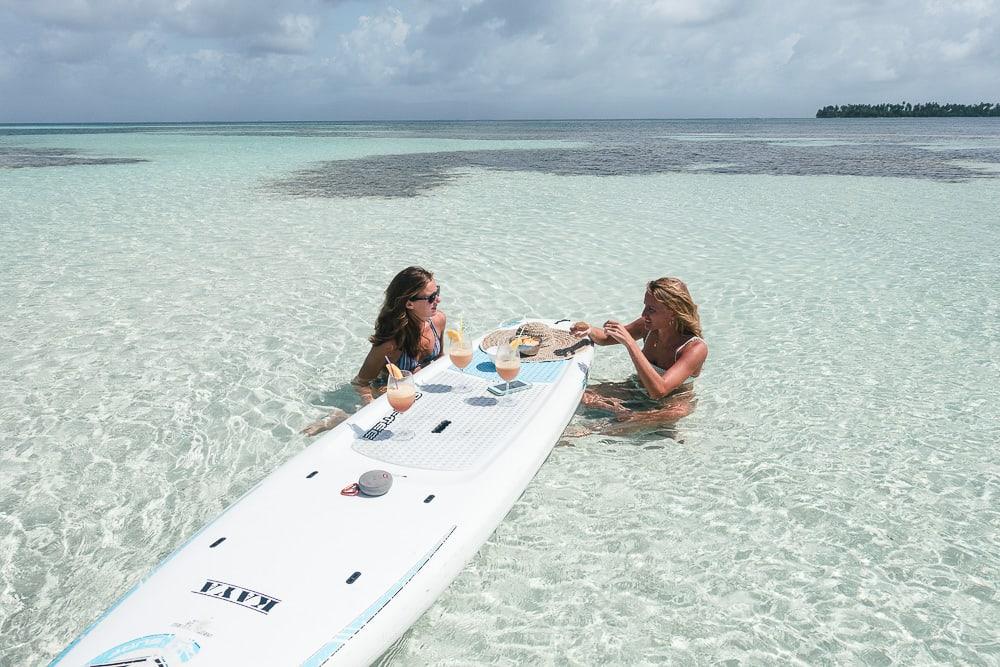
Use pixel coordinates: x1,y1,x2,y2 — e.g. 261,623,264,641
652,326,686,349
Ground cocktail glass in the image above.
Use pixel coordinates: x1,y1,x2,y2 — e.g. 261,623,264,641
494,341,521,404
448,331,474,393
386,370,416,440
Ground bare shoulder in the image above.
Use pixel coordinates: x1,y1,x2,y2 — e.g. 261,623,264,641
432,311,447,330
369,338,398,359
690,337,708,354
681,337,708,365
376,337,398,351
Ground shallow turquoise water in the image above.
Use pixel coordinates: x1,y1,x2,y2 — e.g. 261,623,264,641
1,121,998,664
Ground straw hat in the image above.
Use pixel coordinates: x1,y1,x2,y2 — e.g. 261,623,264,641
480,322,589,362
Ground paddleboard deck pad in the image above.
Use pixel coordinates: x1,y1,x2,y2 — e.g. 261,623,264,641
53,319,593,666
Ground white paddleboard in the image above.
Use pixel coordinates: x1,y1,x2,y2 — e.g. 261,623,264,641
53,319,593,666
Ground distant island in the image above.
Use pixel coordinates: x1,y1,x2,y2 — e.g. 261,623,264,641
816,102,1000,118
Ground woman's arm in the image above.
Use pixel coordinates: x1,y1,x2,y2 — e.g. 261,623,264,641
604,324,707,399
573,317,646,346
302,341,394,435
631,344,705,399
351,340,397,404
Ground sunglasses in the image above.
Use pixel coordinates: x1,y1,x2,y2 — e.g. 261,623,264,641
409,287,441,303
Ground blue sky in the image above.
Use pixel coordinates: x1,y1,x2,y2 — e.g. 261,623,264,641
1,0,997,122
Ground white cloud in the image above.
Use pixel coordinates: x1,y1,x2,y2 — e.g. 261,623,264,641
126,30,157,51
34,27,108,64
0,0,153,30
639,0,739,26
337,9,422,83
776,33,802,66
935,28,983,61
253,13,319,54
0,0,328,53
923,0,997,18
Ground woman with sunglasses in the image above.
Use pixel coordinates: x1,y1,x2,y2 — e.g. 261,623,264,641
302,266,445,435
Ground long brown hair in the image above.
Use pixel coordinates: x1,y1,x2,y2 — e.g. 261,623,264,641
646,277,702,338
370,266,434,357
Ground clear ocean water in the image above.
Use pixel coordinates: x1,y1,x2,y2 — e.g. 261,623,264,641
1,119,998,665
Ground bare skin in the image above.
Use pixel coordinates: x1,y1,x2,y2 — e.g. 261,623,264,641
300,406,352,437
571,291,707,431
301,281,446,436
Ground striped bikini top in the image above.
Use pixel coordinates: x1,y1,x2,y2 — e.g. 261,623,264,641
396,320,441,372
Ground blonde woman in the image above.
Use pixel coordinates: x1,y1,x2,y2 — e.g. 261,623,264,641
572,277,707,431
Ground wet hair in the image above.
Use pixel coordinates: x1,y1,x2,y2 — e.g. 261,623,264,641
646,277,702,338
370,266,434,357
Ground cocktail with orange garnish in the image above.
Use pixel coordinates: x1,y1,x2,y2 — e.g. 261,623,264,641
446,326,474,393
385,363,416,440
493,339,521,404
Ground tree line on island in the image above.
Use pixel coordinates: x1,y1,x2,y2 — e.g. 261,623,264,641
816,102,1000,118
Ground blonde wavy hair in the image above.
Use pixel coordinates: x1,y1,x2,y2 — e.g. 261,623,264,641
646,277,702,338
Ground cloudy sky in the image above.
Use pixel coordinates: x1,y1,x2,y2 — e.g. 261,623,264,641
0,0,997,122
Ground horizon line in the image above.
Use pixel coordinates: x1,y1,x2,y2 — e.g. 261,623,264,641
4,115,995,126
0,115,956,125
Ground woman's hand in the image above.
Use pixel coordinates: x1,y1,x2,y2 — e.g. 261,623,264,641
603,320,635,346
301,408,349,436
578,316,642,346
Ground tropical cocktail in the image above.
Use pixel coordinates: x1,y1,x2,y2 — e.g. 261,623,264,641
385,366,416,439
446,327,474,393
494,341,521,403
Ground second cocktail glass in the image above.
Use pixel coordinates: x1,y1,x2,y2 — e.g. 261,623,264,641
493,341,521,404
448,331,474,393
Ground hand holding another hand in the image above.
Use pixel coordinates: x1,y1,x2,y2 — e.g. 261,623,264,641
602,320,632,345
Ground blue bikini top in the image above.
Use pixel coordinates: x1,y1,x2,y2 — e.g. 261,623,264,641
396,320,441,372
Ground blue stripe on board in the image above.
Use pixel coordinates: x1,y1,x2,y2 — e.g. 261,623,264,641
302,526,457,667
